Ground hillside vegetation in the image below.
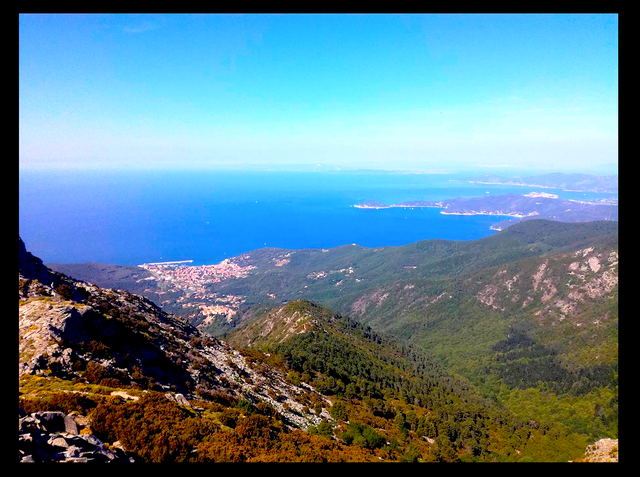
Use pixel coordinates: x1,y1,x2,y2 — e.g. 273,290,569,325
20,236,609,462
34,220,618,461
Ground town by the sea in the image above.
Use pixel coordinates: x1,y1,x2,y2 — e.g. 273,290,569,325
19,168,617,267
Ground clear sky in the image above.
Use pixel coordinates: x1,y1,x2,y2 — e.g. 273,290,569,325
19,14,618,174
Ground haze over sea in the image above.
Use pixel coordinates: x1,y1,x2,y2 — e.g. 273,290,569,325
19,169,616,267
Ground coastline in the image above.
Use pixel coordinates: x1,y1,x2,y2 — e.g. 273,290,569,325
440,211,538,219
467,180,617,194
353,203,442,210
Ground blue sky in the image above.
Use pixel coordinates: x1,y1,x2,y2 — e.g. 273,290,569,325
19,14,618,174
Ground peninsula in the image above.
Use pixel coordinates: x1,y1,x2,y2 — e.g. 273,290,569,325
354,192,618,230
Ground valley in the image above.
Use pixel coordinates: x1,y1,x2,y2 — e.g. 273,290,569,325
20,219,620,462
43,219,619,458
19,13,619,464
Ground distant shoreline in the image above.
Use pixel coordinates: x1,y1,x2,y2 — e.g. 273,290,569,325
440,211,536,219
469,180,616,194
353,204,440,210
353,191,618,231
466,172,618,194
141,260,193,267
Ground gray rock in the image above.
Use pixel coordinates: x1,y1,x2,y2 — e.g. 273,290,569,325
60,348,76,367
65,457,89,463
64,414,79,435
64,445,83,458
95,446,118,461
79,434,102,447
20,410,135,463
18,417,38,433
48,435,69,448
175,393,191,406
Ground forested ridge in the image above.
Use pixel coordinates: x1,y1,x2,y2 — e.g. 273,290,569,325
222,300,604,461
22,220,618,462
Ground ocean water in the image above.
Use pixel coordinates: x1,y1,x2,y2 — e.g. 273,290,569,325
18,169,616,266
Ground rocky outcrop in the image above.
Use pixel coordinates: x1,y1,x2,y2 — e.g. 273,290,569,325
19,410,135,463
19,238,333,437
471,245,618,328
575,438,618,462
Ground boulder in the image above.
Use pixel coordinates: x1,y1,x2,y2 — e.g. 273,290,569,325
19,410,135,463
64,414,79,435
47,435,69,448
175,394,191,407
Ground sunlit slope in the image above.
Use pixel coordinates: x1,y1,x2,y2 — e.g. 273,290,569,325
211,220,617,306
225,299,601,461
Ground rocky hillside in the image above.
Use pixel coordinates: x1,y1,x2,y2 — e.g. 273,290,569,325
19,237,334,432
22,221,618,462
466,243,618,366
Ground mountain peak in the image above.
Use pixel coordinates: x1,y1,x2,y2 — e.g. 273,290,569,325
227,299,341,349
19,236,55,284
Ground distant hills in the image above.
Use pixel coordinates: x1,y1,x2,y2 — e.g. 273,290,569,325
468,172,618,194
354,192,618,231
22,166,620,462
22,234,617,461
353,173,618,231
47,220,618,443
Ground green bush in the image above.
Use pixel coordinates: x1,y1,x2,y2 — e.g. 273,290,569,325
329,401,348,421
340,423,386,449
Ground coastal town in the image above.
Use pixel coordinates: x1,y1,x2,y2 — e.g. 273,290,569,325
139,258,257,327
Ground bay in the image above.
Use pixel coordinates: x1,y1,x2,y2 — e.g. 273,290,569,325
18,169,616,266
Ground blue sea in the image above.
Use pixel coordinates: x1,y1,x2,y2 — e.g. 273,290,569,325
18,169,617,266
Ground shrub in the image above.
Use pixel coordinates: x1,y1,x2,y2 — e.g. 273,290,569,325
219,408,240,428
84,361,109,384
55,284,74,300
235,414,272,440
340,423,386,449
286,371,301,386
236,399,258,415
329,401,348,421
316,421,334,439
19,391,98,415
89,392,216,463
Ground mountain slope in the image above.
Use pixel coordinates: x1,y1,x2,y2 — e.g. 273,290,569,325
41,220,618,446
225,299,599,462
48,220,618,337
20,238,336,431
21,236,615,462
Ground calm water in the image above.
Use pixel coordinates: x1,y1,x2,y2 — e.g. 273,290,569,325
19,169,616,266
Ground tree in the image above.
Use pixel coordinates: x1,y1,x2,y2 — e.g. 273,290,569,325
400,444,421,463
330,401,349,421
395,411,407,434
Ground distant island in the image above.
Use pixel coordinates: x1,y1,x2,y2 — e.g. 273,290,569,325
467,172,618,194
354,200,435,209
354,192,618,230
